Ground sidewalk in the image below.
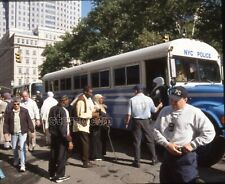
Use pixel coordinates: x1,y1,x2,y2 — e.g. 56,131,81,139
0,131,161,184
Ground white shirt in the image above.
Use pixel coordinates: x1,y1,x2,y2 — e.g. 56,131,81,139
154,104,216,149
20,98,40,120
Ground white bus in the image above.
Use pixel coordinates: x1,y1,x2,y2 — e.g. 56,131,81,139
42,38,223,129
13,82,43,100
42,38,224,166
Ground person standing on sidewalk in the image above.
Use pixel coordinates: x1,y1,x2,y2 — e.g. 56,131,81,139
40,91,58,145
20,90,40,152
154,86,215,183
48,96,73,183
125,84,163,168
73,86,99,168
3,97,34,172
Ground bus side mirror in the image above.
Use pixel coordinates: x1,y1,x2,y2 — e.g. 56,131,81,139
170,59,177,78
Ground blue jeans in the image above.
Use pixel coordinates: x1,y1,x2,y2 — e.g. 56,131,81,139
12,133,27,167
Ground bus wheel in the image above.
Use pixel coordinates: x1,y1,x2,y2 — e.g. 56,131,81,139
197,135,225,167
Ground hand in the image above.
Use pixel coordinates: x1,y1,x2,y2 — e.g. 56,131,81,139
92,112,99,118
181,143,194,153
36,120,41,127
68,142,74,151
166,142,183,156
31,132,35,138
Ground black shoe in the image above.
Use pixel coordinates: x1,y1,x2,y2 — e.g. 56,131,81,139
83,162,93,168
132,162,140,168
152,159,159,165
55,175,70,183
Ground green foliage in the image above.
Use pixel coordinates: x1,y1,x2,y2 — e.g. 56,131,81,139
40,0,222,77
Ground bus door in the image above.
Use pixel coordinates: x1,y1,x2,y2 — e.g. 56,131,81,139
145,57,167,94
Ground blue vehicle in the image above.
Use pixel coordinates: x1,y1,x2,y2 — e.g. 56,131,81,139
42,38,224,166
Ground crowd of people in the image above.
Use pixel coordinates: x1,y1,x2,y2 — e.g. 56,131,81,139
0,80,216,183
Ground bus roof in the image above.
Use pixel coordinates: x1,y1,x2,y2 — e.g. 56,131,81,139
42,38,220,81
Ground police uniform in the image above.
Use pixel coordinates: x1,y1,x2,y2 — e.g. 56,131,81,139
154,86,215,183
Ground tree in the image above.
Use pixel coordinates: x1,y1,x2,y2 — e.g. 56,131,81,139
39,0,222,77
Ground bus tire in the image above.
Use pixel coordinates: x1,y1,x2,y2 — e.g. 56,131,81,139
197,135,225,167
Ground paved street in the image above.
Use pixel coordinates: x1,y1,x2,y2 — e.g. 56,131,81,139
0,131,224,184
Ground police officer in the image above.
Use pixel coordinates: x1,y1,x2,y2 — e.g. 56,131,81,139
154,86,215,183
125,84,163,167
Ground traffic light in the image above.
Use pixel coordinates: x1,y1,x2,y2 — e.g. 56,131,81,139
163,34,169,42
15,52,21,63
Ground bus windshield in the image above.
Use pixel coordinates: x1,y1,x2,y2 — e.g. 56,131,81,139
31,83,43,96
174,56,221,83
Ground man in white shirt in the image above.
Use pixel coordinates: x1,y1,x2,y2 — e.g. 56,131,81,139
21,91,40,152
41,91,58,145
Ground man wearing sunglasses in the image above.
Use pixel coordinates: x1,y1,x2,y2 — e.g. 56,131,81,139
3,98,34,172
154,86,215,183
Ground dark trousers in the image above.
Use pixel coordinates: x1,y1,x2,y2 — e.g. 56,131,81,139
90,126,102,159
48,135,67,178
160,151,198,183
77,131,90,164
132,118,157,163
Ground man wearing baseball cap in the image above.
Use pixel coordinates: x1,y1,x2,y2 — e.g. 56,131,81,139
154,86,215,183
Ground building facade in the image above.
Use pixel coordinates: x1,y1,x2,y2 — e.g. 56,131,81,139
0,0,82,89
0,0,81,38
0,27,65,88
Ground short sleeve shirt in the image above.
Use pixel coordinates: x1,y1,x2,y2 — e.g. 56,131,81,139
128,93,156,119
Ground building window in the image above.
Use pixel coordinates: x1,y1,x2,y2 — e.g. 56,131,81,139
19,79,22,85
26,50,29,55
33,69,36,75
26,58,29,64
33,50,36,55
33,59,36,64
18,68,22,74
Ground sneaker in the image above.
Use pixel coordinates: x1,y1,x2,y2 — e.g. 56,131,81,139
94,158,102,161
20,166,26,172
55,175,70,183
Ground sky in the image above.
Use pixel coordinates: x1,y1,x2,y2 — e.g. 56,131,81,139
81,0,93,17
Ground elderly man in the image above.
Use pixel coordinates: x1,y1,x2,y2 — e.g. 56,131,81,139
154,86,215,183
20,90,40,152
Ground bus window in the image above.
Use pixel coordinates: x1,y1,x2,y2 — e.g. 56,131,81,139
54,80,59,91
198,60,220,82
60,78,71,90
127,65,140,85
174,56,221,83
100,70,109,87
80,74,88,89
45,81,49,92
175,59,187,82
114,67,125,86
74,76,80,89
91,72,99,88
